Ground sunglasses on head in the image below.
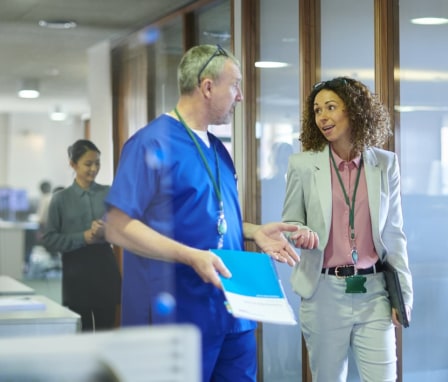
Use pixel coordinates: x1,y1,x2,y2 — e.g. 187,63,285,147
312,78,348,91
197,44,229,86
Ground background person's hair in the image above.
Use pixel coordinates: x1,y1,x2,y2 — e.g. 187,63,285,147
300,76,392,153
68,139,100,164
39,180,52,194
177,44,240,95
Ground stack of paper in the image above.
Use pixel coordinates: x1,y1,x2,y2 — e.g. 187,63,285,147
0,297,46,312
211,249,297,325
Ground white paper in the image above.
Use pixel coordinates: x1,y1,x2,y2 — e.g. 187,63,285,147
0,297,46,312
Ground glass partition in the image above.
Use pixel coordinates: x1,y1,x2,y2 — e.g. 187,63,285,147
321,0,374,87
150,19,183,117
399,2,448,380
258,0,301,381
321,0,375,382
320,1,374,380
197,1,233,155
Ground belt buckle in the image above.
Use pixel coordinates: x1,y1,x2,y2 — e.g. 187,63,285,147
335,265,356,278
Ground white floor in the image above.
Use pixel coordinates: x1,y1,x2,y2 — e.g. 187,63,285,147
22,277,62,304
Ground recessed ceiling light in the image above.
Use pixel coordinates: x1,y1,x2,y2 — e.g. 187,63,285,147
395,105,448,112
411,17,448,25
38,20,77,29
255,61,289,69
50,106,67,121
18,79,40,99
18,89,40,99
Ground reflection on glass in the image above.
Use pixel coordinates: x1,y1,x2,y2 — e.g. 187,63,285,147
152,19,183,118
259,0,300,381
320,1,374,380
399,1,448,381
321,0,374,89
197,1,232,153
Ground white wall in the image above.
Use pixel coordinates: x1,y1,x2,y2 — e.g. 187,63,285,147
88,40,114,186
1,39,114,206
7,113,83,201
0,114,8,185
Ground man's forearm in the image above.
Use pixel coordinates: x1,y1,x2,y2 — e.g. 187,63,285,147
242,222,259,241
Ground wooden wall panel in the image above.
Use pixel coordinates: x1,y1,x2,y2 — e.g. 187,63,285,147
375,0,400,155
299,1,320,380
374,4,402,382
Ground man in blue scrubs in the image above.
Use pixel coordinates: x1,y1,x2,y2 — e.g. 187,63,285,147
105,45,312,381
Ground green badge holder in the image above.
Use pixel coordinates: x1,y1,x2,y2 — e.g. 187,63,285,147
345,275,367,293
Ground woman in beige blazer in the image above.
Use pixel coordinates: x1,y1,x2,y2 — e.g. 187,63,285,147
283,77,413,382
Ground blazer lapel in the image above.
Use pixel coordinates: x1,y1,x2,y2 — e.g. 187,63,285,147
364,148,381,248
314,146,332,235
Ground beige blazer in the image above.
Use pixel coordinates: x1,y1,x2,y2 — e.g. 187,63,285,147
283,145,413,307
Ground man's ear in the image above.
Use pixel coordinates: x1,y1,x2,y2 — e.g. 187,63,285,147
199,78,213,98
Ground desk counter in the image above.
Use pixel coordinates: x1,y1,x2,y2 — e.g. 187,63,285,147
0,275,35,295
0,294,80,337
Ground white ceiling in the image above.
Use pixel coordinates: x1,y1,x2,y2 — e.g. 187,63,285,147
0,0,194,117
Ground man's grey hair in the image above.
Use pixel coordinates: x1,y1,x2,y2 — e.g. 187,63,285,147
177,44,240,95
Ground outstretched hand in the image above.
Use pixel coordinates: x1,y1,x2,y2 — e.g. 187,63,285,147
253,222,300,266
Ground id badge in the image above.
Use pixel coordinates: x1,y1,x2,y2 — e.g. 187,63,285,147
345,275,367,293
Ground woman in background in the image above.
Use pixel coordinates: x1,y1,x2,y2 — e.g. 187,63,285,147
42,139,121,331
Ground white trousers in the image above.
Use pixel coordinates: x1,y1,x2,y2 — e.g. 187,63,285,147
300,272,396,382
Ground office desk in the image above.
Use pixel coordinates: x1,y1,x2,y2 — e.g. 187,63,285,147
0,294,80,337
0,275,35,295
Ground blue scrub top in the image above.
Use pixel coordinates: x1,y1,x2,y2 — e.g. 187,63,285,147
106,114,256,336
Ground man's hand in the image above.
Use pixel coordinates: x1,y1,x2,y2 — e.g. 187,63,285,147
188,250,232,289
253,222,300,266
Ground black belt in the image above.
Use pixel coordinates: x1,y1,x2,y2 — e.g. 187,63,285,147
322,260,383,278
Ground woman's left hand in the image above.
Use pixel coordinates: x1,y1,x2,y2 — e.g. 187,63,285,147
392,305,412,327
91,219,105,239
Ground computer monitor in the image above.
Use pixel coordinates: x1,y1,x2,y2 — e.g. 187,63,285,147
0,324,201,382
0,187,30,220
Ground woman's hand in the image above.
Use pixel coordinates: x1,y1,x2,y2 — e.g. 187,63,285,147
392,305,412,327
290,227,319,250
91,219,105,239
84,219,106,244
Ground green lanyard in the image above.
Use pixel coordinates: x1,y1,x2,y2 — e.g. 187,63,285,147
329,147,362,264
173,108,227,240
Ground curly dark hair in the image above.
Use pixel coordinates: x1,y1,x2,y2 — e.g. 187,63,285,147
300,77,392,153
